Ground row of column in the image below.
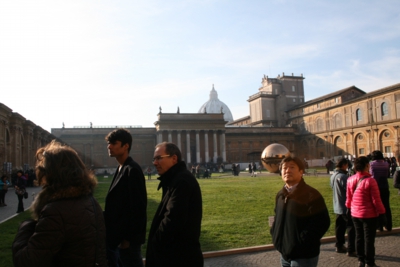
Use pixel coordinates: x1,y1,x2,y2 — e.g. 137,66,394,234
157,130,226,164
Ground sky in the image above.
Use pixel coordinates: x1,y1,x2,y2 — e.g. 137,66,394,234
1,0,399,132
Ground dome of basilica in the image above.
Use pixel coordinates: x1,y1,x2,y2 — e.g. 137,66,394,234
198,85,234,123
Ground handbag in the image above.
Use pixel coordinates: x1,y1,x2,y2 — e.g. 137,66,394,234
23,191,28,199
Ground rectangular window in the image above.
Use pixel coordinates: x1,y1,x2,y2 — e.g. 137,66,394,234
275,89,278,94
335,97,340,103
266,109,270,118
359,148,365,155
385,146,392,153
292,86,295,92
320,152,324,157
317,103,320,109
293,99,296,102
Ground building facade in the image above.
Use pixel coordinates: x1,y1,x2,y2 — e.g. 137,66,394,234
0,103,54,174
3,74,400,173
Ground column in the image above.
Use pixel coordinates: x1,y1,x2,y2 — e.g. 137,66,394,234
177,130,181,151
374,129,379,151
366,130,371,153
196,130,200,163
158,131,163,144
213,130,218,163
221,131,226,162
168,130,172,142
204,130,209,163
186,131,191,164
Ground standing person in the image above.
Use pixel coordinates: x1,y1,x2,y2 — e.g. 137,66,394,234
104,129,147,267
330,158,356,256
251,163,257,177
232,164,236,176
0,175,9,206
390,157,397,177
270,156,330,267
369,150,392,231
15,170,26,213
346,156,386,267
146,142,203,267
12,140,107,267
146,166,152,180
248,163,252,175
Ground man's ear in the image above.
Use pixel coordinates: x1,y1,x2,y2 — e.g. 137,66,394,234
171,154,178,163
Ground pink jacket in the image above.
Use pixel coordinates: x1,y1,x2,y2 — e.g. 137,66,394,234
345,171,385,219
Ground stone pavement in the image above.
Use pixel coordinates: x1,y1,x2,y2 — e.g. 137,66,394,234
204,230,400,267
0,187,37,223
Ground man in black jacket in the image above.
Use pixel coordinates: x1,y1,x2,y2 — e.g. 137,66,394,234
146,142,203,267
104,129,147,267
270,156,330,267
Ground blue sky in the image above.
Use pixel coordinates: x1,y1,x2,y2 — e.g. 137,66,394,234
1,0,399,132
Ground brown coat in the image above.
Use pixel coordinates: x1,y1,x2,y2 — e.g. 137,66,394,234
12,186,107,267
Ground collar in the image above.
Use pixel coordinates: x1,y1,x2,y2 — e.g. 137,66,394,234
157,161,187,190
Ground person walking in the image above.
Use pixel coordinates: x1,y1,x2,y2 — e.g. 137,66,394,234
14,170,26,213
270,156,330,267
12,140,107,267
146,142,203,267
330,158,356,256
369,150,392,231
146,166,152,180
0,175,9,206
104,129,147,267
346,156,386,267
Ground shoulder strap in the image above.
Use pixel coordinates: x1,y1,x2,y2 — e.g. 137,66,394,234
354,175,368,192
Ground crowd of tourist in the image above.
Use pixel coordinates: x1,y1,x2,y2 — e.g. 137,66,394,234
2,128,399,267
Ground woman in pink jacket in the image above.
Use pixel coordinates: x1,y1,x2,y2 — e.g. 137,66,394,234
346,156,385,267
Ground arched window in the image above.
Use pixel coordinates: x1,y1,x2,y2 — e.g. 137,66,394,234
381,102,388,116
334,113,342,129
356,109,362,121
316,118,324,131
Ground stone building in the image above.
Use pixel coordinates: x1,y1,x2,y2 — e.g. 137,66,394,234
0,103,54,173
4,73,399,172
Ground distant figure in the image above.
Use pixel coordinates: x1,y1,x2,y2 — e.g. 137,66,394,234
12,140,107,266
390,157,397,177
0,175,9,206
104,129,147,267
248,163,252,174
369,150,392,232
196,164,200,179
14,170,26,213
147,166,152,180
325,159,334,174
330,158,355,256
146,142,203,267
251,163,257,177
346,156,386,267
271,156,330,267
232,164,236,176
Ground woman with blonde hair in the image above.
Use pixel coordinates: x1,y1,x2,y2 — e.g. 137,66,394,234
12,140,107,267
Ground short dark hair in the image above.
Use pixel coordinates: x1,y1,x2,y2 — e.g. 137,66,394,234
17,170,23,175
105,129,132,153
156,142,182,162
279,156,305,172
336,157,348,168
354,156,370,172
370,150,384,160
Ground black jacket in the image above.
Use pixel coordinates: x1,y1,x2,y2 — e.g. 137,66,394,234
13,190,107,267
270,178,330,262
104,156,147,248
146,161,203,267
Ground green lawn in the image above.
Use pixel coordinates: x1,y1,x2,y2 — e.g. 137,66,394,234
1,173,399,266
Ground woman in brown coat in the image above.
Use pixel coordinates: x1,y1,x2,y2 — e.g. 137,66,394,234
12,140,107,267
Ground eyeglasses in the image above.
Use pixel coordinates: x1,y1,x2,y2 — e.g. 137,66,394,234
152,155,171,162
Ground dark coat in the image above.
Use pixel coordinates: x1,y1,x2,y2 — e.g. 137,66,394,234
12,187,107,267
270,178,330,262
104,156,147,248
394,170,400,194
146,161,203,267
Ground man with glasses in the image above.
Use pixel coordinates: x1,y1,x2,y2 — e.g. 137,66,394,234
146,142,203,267
104,129,147,267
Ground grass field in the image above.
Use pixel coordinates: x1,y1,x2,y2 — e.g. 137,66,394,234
1,172,399,266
